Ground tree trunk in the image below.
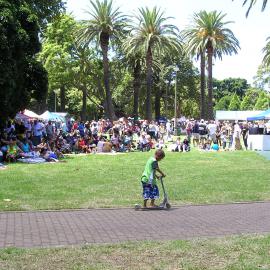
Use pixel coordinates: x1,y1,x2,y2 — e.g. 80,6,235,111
133,61,141,121
100,32,116,122
200,50,206,120
207,44,214,120
146,47,153,120
60,86,65,112
81,85,87,122
155,87,161,120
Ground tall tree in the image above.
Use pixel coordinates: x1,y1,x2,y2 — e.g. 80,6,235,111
254,91,270,110
237,0,268,16
182,33,206,119
183,11,240,120
125,7,181,120
120,47,144,121
228,93,241,110
263,37,270,67
76,0,127,122
0,0,48,124
253,64,270,89
215,96,232,110
39,14,77,112
240,88,261,110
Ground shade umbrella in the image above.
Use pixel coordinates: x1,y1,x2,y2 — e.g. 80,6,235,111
247,109,270,121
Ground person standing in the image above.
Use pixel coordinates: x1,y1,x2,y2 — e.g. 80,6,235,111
192,120,200,147
232,121,242,150
242,122,249,150
207,120,217,143
32,120,43,146
198,119,207,145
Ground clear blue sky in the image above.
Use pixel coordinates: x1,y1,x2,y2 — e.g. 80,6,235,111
66,0,269,85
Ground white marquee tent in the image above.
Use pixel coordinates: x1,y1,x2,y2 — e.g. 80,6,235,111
216,110,264,121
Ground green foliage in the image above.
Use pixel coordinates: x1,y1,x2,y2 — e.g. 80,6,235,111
76,0,127,46
254,91,270,110
182,11,240,60
0,0,47,123
215,95,232,111
254,64,270,89
263,36,270,67
213,78,249,99
38,13,77,111
240,88,261,110
181,99,200,118
126,7,181,57
228,93,241,111
25,0,66,32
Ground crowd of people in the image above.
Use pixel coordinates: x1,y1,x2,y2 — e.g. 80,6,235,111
1,116,269,166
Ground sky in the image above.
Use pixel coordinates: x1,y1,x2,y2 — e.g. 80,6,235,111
66,0,269,85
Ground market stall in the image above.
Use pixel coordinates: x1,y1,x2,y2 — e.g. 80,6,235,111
40,111,65,122
247,109,270,151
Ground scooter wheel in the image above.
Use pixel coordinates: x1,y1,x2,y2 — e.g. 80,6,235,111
165,202,171,209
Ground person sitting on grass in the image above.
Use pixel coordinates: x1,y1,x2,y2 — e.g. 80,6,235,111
6,137,22,162
155,137,165,150
40,148,59,162
18,137,33,156
173,137,181,152
138,133,150,151
181,138,190,152
141,149,166,208
103,138,113,153
202,139,211,151
211,140,220,151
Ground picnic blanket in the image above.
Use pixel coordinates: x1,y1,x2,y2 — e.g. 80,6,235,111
17,157,46,164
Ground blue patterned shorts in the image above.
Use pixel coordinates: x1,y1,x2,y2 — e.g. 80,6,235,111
142,182,159,200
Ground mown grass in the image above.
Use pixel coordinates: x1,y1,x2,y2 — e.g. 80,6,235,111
0,235,270,269
0,151,269,211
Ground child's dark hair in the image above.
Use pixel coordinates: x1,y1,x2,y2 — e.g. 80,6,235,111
155,149,165,159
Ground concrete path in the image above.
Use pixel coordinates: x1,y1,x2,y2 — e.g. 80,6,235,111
0,202,270,248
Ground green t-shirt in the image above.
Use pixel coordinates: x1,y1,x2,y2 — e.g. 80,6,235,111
141,157,158,186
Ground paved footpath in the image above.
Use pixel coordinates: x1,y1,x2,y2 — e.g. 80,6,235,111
0,202,270,248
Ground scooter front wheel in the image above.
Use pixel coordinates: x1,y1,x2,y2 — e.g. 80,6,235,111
165,202,171,209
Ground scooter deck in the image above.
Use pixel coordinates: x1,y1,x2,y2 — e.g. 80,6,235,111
134,204,170,211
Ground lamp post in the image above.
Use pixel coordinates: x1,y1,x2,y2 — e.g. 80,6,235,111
164,80,169,117
53,90,57,112
174,66,179,136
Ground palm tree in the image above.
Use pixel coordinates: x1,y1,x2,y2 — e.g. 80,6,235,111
124,7,180,120
121,47,144,121
76,0,127,121
263,37,270,67
183,11,240,119
182,31,207,119
239,0,268,16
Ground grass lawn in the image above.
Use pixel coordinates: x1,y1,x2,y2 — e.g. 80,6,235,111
0,235,270,269
0,151,269,211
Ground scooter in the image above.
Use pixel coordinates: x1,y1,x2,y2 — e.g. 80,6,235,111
135,176,171,210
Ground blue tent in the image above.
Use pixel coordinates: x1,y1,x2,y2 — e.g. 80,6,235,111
247,109,270,121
